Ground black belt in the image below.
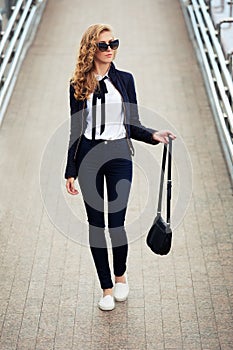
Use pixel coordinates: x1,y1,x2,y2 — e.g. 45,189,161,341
83,135,127,144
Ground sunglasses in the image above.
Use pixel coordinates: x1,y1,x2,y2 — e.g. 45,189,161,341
96,39,119,52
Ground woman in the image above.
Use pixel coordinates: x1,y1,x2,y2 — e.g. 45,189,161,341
65,24,176,311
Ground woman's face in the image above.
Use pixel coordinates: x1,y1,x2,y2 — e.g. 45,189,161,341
94,30,115,65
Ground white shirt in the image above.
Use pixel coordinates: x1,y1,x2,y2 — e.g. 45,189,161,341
84,74,126,140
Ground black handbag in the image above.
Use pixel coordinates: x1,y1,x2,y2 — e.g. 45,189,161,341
146,137,173,255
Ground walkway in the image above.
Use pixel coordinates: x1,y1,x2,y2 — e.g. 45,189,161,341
0,0,232,349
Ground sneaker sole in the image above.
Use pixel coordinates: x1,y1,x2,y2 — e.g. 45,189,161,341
114,294,129,302
98,303,115,311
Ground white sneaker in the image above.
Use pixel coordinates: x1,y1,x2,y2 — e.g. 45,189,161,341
114,275,129,302
98,295,115,311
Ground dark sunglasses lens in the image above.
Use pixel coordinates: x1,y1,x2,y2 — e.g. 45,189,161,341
97,40,119,52
110,40,119,50
98,43,108,52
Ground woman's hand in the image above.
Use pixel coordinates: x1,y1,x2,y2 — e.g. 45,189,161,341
66,177,79,195
152,130,176,144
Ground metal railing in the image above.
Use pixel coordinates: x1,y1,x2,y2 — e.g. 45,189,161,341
180,0,233,183
0,0,47,126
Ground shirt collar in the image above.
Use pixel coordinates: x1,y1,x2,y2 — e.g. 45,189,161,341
95,69,109,81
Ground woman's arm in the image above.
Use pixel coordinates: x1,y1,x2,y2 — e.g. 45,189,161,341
127,74,176,144
64,84,79,180
64,84,80,195
126,74,159,144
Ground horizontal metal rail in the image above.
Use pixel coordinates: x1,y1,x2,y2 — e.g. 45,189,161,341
198,0,233,102
0,0,25,56
0,0,47,126
0,0,34,82
180,0,233,183
192,0,233,130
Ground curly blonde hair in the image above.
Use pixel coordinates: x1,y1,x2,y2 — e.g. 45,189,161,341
71,24,117,101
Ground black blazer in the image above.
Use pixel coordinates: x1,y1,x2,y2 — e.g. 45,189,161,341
64,62,158,179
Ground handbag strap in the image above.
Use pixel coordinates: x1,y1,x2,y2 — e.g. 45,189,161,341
157,137,172,225
167,137,172,225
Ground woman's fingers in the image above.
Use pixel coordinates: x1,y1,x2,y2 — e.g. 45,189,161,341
153,130,176,144
167,131,176,140
162,130,176,141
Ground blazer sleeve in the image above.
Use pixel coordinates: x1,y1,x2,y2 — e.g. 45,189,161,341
127,74,159,145
64,84,79,180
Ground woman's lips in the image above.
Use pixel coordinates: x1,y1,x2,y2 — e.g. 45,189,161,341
106,54,112,57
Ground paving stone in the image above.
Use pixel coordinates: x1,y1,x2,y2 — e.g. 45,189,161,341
34,337,55,350
0,313,23,350
16,338,37,350
18,310,40,340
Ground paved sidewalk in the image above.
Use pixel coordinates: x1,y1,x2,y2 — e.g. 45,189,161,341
0,0,232,349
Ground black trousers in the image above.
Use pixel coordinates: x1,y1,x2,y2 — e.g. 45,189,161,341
76,136,133,289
